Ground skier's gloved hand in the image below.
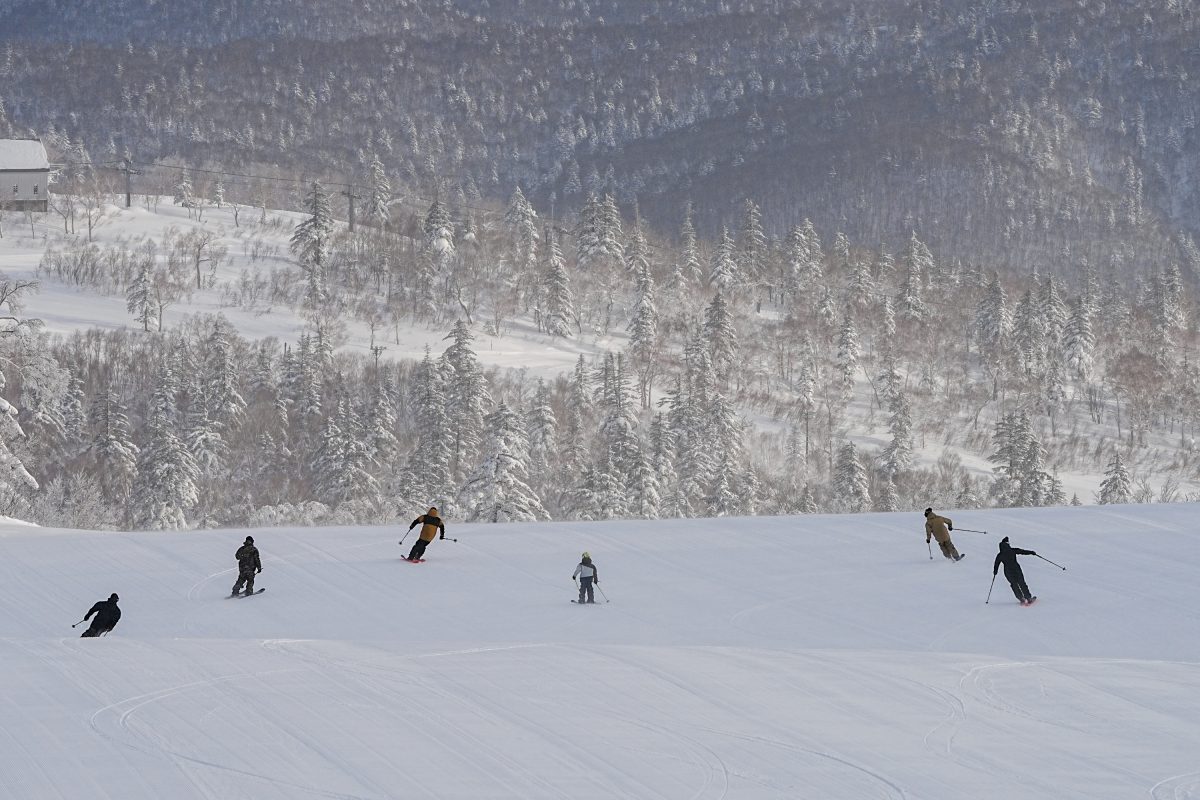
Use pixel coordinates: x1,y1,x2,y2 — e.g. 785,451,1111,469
926,537,931,544
1030,551,1037,556
948,524,953,531
256,567,262,574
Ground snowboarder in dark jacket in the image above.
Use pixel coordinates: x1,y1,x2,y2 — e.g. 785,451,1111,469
993,536,1037,605
231,536,262,596
406,507,445,561
572,552,598,603
81,594,121,637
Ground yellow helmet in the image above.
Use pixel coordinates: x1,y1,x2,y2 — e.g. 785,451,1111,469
582,551,590,559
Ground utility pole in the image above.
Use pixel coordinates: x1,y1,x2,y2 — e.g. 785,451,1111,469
119,159,141,208
370,344,387,371
341,185,361,232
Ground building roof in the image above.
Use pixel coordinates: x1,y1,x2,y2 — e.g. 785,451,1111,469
0,139,50,171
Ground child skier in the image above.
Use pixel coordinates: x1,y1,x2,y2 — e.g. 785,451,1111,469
231,536,262,596
406,507,445,561
993,536,1038,605
924,508,964,561
80,593,121,637
572,552,599,603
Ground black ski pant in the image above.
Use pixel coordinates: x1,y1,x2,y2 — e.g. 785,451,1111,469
1005,566,1032,602
232,567,256,595
578,576,594,603
408,539,430,561
81,621,112,638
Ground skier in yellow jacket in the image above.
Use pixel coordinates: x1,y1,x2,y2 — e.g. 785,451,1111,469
406,507,445,561
924,508,963,561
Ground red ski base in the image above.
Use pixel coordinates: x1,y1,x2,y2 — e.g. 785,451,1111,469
403,558,426,564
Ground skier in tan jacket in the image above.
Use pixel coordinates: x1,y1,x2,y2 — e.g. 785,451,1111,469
924,508,963,561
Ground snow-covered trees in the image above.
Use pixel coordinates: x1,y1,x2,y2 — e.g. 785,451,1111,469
131,358,198,530
833,442,870,513
457,402,548,523
540,228,575,338
1097,450,1132,504
896,232,930,322
880,391,913,479
442,320,489,481
406,347,452,507
290,181,335,269
703,292,738,380
365,156,391,225
989,411,1053,508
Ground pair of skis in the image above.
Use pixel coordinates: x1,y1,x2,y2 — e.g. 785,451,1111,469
228,588,266,598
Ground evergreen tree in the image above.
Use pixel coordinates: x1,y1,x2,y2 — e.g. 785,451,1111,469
126,259,157,332
131,359,198,530
526,379,558,496
708,226,740,290
1097,449,1133,504
505,186,539,304
678,203,703,286
1063,297,1095,382
541,227,575,338
366,374,399,465
290,181,335,269
836,311,859,389
458,402,549,523
875,477,900,512
442,321,490,481
881,390,913,478
738,199,767,286
897,232,930,321
313,395,378,506
833,441,871,512
88,386,138,504
628,259,658,405
703,292,738,380
558,355,591,476
406,347,453,506
365,155,391,225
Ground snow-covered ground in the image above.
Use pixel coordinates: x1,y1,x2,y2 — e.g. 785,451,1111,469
1,505,1196,799
0,199,620,378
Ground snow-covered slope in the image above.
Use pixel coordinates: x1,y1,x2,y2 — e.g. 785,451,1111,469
1,505,1196,799
0,200,616,378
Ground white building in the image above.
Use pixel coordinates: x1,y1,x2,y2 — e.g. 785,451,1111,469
0,139,50,212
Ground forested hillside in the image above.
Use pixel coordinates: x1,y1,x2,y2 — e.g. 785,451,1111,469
3,0,1200,273
1,1,1200,530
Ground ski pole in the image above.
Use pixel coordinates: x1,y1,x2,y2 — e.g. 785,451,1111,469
1036,554,1067,571
70,618,86,629
985,573,997,604
595,583,610,604
927,540,933,560
956,528,988,534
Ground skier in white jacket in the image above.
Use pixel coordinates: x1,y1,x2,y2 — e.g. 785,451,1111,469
572,552,599,604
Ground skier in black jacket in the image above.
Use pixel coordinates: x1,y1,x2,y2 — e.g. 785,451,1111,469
81,594,121,637
993,537,1037,605
231,536,262,596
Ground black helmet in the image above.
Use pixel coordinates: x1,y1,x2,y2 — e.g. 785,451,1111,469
109,593,119,602
923,508,933,517
245,536,254,544
1000,536,1010,546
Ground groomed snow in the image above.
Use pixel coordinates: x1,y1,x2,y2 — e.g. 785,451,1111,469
0,505,1197,799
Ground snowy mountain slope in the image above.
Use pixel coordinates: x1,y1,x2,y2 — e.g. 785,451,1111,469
1,505,1197,799
0,200,620,379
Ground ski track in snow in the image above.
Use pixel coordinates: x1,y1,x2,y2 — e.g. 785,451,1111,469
1,508,1199,799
